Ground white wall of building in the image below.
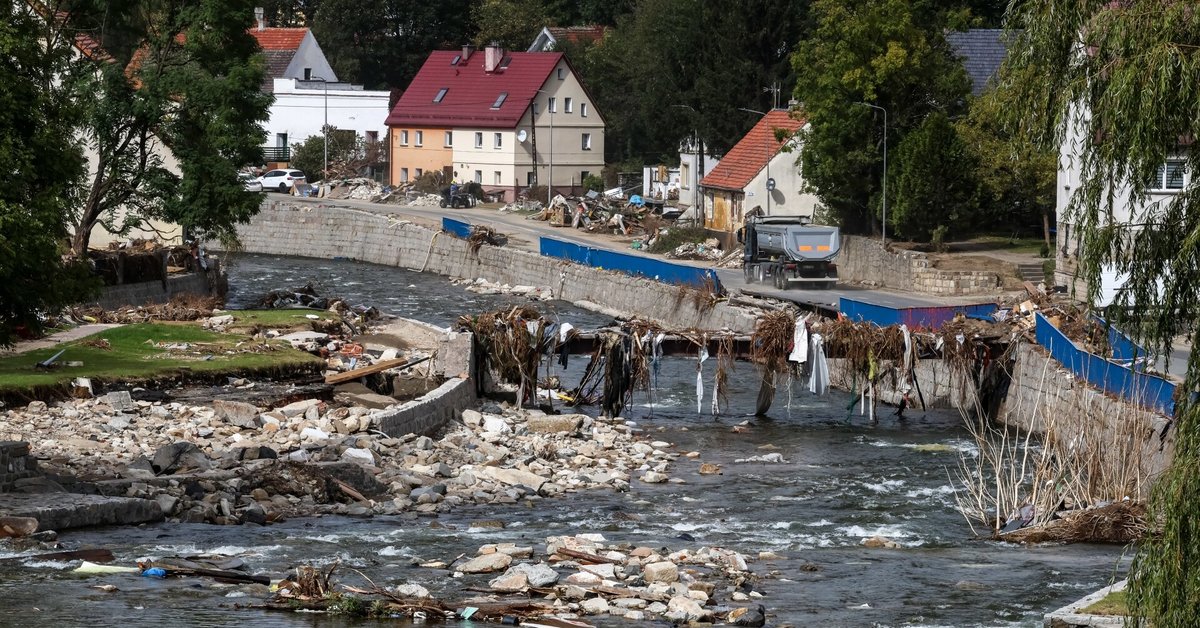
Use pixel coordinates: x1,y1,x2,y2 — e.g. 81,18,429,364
737,138,817,218
266,78,390,149
679,141,719,207
282,32,338,82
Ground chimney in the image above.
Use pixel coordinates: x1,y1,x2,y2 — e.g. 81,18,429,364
461,44,475,63
254,6,265,30
484,41,504,73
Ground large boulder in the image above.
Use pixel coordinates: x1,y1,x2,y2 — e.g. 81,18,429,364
477,467,548,492
458,552,512,574
151,442,211,475
526,414,584,434
212,400,260,429
642,561,678,583
507,562,559,587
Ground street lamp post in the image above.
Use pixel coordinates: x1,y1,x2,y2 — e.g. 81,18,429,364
311,76,330,184
738,107,772,217
854,102,888,244
534,89,554,206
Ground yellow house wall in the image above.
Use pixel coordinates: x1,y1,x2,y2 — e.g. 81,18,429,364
390,126,452,184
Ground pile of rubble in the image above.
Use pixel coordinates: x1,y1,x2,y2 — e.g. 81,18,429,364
1,395,681,526
447,533,769,624
451,277,555,300
665,238,725,262
528,193,675,237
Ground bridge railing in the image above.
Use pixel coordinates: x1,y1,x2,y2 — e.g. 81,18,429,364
1035,312,1176,416
540,237,724,294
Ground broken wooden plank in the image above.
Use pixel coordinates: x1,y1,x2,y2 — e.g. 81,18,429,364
324,355,431,385
554,547,621,564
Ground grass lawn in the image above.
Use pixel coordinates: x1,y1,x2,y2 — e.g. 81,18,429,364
0,322,322,396
959,235,1047,255
1081,590,1127,616
223,308,339,333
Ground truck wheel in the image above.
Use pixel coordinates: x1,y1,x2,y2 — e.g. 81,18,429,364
774,266,786,290
754,265,766,283
744,265,755,283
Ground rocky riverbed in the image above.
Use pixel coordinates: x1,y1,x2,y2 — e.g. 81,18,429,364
0,391,689,527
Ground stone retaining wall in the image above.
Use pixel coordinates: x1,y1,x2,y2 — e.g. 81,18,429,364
232,202,758,333
376,377,475,437
837,235,1002,296
0,441,37,492
998,342,1174,492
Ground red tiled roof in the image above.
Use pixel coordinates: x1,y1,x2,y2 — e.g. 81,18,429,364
248,27,307,51
547,25,608,45
701,109,805,191
386,50,564,128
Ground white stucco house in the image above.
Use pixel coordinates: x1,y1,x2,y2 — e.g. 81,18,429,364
250,22,390,167
699,109,818,246
1055,104,1191,304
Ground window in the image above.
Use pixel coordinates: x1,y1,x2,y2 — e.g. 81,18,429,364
1151,160,1188,191
681,163,690,189
532,102,540,115
400,168,409,182
581,103,588,118
303,68,312,80
275,133,288,147
557,67,565,80
581,133,592,151
415,130,423,146
434,88,448,103
415,168,423,177
527,171,535,185
474,132,483,148
491,92,508,109
564,97,573,113
474,170,482,184
580,170,590,183
366,130,378,144
494,171,502,185
494,132,502,149
444,131,453,147
549,97,557,113
400,130,409,146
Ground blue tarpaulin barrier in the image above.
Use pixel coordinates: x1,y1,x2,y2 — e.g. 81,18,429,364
1036,312,1176,415
838,297,998,330
442,217,472,239
539,237,724,293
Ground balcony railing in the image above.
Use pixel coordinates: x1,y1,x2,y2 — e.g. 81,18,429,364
263,146,291,162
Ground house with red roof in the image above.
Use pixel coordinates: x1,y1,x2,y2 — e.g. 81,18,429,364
700,109,817,243
386,44,605,201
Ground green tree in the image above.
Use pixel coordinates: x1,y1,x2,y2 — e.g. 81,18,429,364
312,0,472,89
290,128,377,182
890,112,978,241
64,0,271,253
471,0,546,50
791,0,972,235
0,2,99,345
1008,2,1200,624
955,61,1056,246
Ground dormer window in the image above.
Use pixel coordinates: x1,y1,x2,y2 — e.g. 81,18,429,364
491,92,508,109
434,88,448,103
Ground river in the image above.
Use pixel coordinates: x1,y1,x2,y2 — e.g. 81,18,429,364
0,254,1126,627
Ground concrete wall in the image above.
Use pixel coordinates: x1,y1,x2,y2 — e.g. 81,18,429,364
837,235,1002,296
89,263,224,310
232,201,759,333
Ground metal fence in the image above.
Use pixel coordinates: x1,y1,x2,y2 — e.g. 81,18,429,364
1035,312,1176,415
540,237,724,293
838,297,998,330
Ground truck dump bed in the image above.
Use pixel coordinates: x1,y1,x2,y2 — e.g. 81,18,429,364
753,223,840,262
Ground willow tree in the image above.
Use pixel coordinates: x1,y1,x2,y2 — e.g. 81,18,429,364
1007,2,1200,624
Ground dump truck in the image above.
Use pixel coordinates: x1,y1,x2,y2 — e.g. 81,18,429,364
742,216,840,289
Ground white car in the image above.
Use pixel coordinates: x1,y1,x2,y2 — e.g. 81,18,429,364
239,172,263,192
258,169,306,193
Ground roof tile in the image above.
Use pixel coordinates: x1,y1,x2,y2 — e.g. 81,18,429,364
248,27,307,51
386,50,563,128
701,110,805,191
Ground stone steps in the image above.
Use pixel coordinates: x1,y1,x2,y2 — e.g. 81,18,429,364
1016,262,1046,283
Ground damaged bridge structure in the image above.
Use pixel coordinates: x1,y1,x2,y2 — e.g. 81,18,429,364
458,305,1013,423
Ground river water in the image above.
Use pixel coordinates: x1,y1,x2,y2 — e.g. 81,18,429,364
0,254,1126,627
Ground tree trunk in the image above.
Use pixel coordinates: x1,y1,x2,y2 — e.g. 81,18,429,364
1042,208,1052,250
